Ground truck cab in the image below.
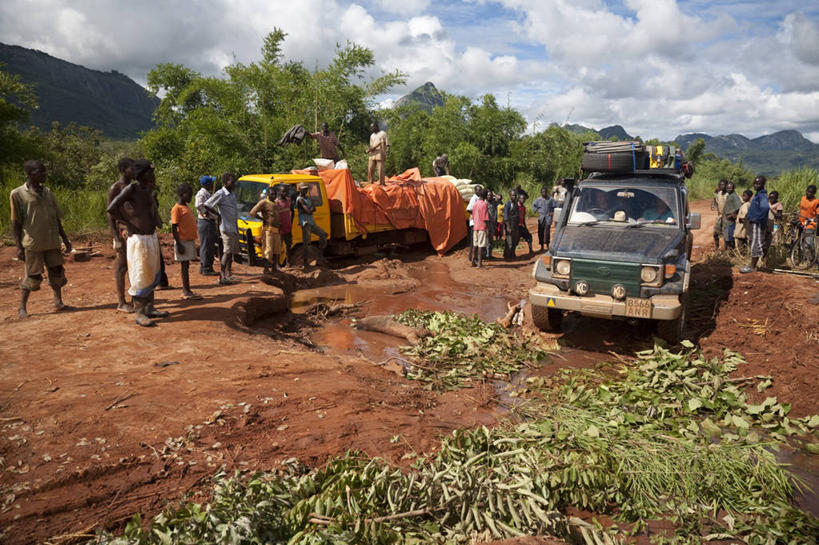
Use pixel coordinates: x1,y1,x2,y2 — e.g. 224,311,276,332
235,173,330,266
529,168,700,343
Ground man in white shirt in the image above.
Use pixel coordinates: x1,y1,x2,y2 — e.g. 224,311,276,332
195,175,219,275
367,122,389,185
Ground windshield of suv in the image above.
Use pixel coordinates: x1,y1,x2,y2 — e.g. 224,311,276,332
567,183,679,226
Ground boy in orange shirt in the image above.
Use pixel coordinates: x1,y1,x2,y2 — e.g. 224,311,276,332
171,183,201,299
799,184,818,265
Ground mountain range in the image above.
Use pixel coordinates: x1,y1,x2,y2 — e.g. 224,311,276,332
0,43,158,139
558,122,819,175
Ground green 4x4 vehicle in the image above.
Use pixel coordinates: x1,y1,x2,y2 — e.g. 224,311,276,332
529,163,701,343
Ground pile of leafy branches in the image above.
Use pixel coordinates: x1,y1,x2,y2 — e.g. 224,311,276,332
393,310,548,391
93,344,818,545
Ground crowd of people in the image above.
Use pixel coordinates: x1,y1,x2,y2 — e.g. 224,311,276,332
9,153,570,324
9,157,335,327
711,176,818,273
464,179,569,268
12,149,816,327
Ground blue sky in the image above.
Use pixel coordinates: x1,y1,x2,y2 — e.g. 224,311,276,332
1,0,817,141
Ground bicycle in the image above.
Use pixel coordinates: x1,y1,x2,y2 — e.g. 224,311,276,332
782,211,817,270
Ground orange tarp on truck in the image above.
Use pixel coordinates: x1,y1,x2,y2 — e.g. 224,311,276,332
294,168,467,255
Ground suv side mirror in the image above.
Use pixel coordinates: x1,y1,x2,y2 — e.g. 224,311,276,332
688,213,701,230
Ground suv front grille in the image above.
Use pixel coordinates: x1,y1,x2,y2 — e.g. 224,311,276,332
569,259,641,297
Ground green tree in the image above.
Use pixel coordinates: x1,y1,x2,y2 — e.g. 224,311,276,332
141,30,406,185
0,64,40,167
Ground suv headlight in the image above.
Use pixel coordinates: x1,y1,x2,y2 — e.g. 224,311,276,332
554,259,572,278
640,265,663,287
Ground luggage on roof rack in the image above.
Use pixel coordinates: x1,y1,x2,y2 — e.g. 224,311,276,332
581,141,647,172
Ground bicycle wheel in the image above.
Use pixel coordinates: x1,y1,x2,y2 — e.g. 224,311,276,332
790,235,816,270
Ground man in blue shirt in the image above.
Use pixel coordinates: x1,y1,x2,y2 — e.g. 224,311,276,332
532,186,557,251
296,182,328,270
740,176,770,273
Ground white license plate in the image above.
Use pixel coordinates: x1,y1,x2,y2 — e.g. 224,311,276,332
625,297,651,318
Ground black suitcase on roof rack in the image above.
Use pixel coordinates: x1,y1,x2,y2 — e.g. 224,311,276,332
581,141,647,172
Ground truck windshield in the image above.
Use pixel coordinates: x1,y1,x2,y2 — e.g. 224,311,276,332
567,183,679,226
235,181,269,216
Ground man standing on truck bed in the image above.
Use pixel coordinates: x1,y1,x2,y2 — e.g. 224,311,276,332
740,176,770,274
11,160,73,319
309,122,344,162
296,182,328,269
367,122,389,185
432,154,450,176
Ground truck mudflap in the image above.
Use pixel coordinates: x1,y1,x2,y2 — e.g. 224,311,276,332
529,282,682,321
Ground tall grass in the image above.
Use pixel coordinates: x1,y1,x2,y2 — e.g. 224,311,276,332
1,167,179,243
687,164,816,209
772,167,817,211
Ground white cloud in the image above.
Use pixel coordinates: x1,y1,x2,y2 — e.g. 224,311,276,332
0,0,817,141
373,0,431,16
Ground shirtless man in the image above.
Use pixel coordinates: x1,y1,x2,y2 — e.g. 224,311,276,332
107,157,135,312
106,159,169,326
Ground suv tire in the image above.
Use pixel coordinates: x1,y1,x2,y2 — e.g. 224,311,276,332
657,294,688,344
532,305,563,332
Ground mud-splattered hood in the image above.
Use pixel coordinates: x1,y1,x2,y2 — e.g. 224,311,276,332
553,225,683,263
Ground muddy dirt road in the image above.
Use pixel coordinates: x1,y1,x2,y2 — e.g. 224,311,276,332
1,203,817,544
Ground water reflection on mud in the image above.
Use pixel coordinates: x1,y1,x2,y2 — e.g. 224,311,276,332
291,261,510,361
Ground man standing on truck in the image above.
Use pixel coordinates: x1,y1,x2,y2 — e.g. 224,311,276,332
740,176,770,273
309,122,344,163
11,160,73,319
202,173,239,285
296,182,328,270
503,190,520,260
712,179,728,251
432,154,450,176
367,122,390,185
108,157,135,313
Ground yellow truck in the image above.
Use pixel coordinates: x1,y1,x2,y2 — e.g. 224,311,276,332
234,173,429,266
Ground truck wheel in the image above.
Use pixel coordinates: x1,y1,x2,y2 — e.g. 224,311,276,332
657,295,688,344
532,304,563,332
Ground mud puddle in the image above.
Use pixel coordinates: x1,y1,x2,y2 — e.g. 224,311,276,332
291,261,510,362
493,349,612,417
777,446,819,517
